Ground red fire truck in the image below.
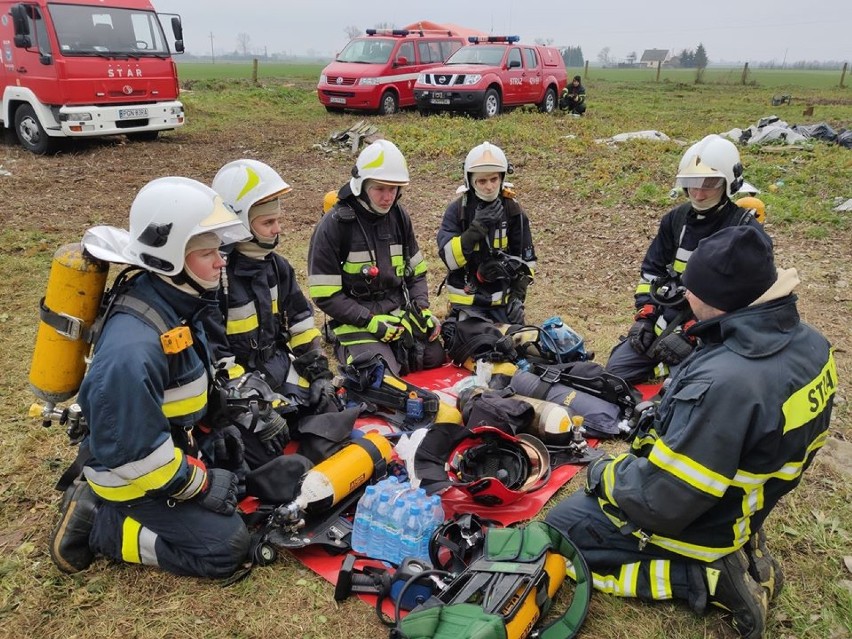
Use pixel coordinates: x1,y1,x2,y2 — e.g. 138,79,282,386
0,0,185,153
414,36,567,118
317,22,482,115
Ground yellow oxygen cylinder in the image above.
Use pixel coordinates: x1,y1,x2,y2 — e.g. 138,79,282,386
513,393,574,446
296,432,393,514
29,243,109,405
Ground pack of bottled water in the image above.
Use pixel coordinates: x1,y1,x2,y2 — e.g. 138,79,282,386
351,476,445,563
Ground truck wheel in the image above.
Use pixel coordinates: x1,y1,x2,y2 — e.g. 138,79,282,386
378,90,398,115
480,89,501,118
127,131,159,142
14,104,57,154
538,88,557,113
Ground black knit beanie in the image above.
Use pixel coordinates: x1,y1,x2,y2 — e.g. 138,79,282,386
682,226,776,312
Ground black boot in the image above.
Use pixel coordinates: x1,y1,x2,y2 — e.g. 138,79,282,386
705,549,768,639
49,480,99,573
744,528,784,601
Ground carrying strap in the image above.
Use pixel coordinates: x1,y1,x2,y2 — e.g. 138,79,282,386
529,361,636,411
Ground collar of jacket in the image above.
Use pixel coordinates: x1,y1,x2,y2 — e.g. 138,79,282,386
230,249,272,277
689,294,800,359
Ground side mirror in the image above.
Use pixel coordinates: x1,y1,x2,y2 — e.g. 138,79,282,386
11,4,32,48
171,16,183,41
394,55,408,66
39,53,52,65
174,39,184,53
508,59,521,69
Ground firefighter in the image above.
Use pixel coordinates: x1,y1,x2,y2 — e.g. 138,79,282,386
606,134,770,383
208,159,339,468
437,141,536,326
546,226,836,639
307,139,444,376
49,177,252,578
559,74,586,115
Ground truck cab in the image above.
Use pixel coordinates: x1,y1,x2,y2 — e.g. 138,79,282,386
413,36,567,118
317,28,466,115
0,0,185,153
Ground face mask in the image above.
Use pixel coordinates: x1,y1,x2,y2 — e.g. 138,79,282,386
474,186,500,202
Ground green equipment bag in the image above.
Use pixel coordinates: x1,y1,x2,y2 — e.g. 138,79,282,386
395,521,591,639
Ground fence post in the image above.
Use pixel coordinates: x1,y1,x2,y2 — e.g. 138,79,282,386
841,62,848,88
252,58,258,84
584,59,589,79
741,62,749,85
656,60,661,83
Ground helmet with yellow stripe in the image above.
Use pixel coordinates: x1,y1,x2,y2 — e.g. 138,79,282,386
212,159,292,227
349,139,410,196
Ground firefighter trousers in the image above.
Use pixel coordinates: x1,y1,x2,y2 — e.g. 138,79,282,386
545,490,707,612
90,497,250,578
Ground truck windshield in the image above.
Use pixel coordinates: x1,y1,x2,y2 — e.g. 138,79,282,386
445,46,506,66
48,4,169,56
336,38,394,64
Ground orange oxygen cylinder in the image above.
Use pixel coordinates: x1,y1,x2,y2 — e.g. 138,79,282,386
28,243,109,405
735,196,766,224
295,432,394,514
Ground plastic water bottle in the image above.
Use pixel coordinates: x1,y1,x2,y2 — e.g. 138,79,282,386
368,492,392,559
400,505,426,562
351,485,377,554
422,495,445,558
385,498,408,562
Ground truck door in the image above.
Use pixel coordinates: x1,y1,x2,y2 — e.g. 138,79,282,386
10,4,59,103
504,47,524,105
523,48,543,101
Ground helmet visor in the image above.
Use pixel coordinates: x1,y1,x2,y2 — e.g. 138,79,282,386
675,176,725,190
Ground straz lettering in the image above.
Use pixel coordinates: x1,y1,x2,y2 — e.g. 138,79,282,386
107,68,142,78
781,352,837,434
509,77,522,85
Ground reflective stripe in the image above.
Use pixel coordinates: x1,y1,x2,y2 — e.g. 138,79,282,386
446,284,505,307
139,526,159,566
672,259,687,274
171,454,207,500
409,250,427,276
601,453,630,504
308,274,342,299
84,438,184,502
289,317,315,334
649,560,673,599
121,517,143,564
635,282,651,294
227,363,246,379
270,285,279,315
589,562,639,596
646,534,734,562
225,301,258,335
286,363,310,389
648,439,730,498
443,236,467,270
162,373,208,419
781,352,836,434
290,326,321,350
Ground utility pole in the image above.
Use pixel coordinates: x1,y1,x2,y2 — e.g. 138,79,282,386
209,32,215,63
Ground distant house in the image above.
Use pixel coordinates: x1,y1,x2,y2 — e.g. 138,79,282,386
640,49,669,68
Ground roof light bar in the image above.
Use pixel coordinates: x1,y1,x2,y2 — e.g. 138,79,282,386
366,29,410,37
467,35,520,44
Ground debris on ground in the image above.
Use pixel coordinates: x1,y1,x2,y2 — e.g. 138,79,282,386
312,121,383,154
833,198,852,212
722,116,851,149
594,130,675,145
0,165,11,177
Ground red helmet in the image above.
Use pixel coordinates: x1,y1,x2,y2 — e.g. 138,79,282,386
447,426,550,506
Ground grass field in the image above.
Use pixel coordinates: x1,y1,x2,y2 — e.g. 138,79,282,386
1,65,850,639
177,60,851,89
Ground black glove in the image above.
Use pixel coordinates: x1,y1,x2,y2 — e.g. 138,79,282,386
197,468,239,516
212,424,246,470
473,199,504,227
292,349,333,384
627,319,656,355
585,455,615,496
505,298,525,324
309,378,340,414
460,220,488,253
650,331,694,365
477,258,510,284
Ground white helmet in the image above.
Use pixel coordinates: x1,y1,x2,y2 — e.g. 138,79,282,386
211,159,291,227
124,177,250,275
349,139,410,197
463,142,509,191
675,134,744,197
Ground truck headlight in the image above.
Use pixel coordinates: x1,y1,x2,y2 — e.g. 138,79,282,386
417,73,427,84
169,106,184,115
359,77,380,86
462,75,481,86
320,74,327,84
60,112,93,121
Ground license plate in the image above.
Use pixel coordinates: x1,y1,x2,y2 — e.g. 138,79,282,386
431,99,450,105
119,108,148,119
329,97,346,104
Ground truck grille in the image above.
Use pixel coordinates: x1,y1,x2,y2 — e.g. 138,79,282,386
422,74,464,86
327,76,357,86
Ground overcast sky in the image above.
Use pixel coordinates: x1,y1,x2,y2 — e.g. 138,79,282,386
153,0,850,64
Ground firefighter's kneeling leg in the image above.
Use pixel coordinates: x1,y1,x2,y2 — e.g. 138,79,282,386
90,498,250,578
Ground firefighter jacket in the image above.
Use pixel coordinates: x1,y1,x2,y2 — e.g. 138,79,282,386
78,274,215,505
588,286,835,562
634,200,766,331
307,187,429,346
209,249,320,395
437,192,536,310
